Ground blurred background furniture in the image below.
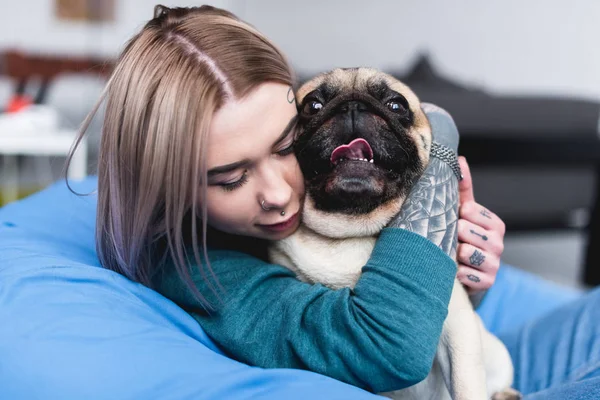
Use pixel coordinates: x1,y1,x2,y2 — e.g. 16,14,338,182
2,50,109,156
0,125,87,203
0,50,107,204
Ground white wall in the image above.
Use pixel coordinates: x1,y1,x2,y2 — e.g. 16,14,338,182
0,0,238,57
236,0,600,100
2,1,600,99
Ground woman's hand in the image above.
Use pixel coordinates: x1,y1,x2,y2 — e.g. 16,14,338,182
456,156,506,295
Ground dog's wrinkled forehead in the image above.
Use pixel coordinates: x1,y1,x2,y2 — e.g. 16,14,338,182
296,67,432,165
297,67,421,109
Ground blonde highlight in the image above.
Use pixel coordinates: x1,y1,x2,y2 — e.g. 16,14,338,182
66,5,295,307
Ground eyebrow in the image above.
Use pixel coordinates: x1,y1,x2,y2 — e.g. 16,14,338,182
207,115,298,178
207,159,253,177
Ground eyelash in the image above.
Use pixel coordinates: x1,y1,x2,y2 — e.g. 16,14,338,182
277,143,295,156
220,170,249,192
218,143,294,192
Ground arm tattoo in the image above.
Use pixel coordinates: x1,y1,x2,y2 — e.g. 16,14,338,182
480,209,492,219
469,250,486,267
388,156,459,259
467,274,481,283
470,229,488,241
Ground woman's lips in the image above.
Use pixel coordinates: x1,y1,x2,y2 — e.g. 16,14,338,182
258,212,299,233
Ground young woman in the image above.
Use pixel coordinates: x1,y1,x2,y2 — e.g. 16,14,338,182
69,4,599,398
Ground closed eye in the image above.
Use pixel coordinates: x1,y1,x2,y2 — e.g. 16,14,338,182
218,170,249,192
277,143,295,156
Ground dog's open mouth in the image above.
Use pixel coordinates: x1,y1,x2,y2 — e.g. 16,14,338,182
330,138,375,166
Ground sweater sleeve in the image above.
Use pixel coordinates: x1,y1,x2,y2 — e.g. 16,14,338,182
154,228,456,393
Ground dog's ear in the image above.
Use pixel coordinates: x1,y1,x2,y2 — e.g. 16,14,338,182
296,75,325,104
379,73,432,163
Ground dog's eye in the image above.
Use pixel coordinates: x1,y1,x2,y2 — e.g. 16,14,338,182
386,100,406,114
303,100,323,115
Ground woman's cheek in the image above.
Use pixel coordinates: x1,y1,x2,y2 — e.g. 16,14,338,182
205,189,253,234
287,156,305,197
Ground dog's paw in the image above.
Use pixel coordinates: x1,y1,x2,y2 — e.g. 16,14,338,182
491,388,522,400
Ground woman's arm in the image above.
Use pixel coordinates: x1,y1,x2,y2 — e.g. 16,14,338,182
155,228,455,394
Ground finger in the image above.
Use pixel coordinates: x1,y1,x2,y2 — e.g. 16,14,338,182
458,219,503,256
457,243,499,272
458,156,475,204
460,201,506,235
457,264,494,292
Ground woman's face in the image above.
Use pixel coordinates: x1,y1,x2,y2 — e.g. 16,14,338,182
204,82,304,241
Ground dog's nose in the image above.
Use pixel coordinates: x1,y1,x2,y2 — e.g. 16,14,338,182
339,100,369,114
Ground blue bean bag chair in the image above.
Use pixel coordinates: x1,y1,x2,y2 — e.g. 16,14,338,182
0,177,581,399
0,177,382,399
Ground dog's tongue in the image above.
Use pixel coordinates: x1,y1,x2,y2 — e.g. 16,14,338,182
330,138,374,164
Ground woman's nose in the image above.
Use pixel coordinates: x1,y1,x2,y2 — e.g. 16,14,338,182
259,167,293,211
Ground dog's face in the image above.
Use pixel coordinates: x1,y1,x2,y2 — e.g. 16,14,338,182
294,68,432,237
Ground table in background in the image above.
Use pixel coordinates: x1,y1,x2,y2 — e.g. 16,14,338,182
0,130,87,204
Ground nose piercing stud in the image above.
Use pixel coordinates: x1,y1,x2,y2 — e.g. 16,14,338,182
262,200,286,217
261,200,271,211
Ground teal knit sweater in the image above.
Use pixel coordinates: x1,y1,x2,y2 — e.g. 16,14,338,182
154,228,456,393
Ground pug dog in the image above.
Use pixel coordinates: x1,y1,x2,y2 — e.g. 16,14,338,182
269,68,519,400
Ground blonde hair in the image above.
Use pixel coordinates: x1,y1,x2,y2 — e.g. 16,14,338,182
67,5,294,307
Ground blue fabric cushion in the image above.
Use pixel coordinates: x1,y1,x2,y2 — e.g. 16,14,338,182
478,263,582,336
0,178,379,399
